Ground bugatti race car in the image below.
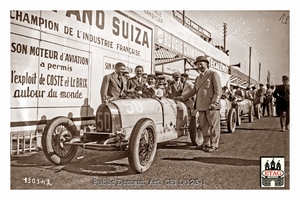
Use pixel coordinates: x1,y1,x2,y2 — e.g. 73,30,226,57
232,98,255,126
42,97,200,173
42,97,237,173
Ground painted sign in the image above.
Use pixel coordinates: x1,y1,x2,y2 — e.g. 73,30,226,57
10,10,153,129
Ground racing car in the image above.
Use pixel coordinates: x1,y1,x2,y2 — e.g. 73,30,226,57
232,98,255,125
42,97,196,173
42,96,237,173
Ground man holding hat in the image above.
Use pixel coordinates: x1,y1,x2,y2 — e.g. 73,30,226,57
100,62,127,103
273,75,290,131
175,55,222,153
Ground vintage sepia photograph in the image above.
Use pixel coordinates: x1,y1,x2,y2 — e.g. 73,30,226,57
5,0,298,198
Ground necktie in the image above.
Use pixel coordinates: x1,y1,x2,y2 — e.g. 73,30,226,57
200,74,203,79
118,75,123,89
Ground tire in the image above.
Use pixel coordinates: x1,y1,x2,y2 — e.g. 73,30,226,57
235,105,242,126
248,105,254,122
189,115,204,146
227,108,236,133
128,119,157,173
42,116,79,165
255,104,261,119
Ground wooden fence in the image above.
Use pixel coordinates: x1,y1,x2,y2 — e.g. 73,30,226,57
10,132,42,155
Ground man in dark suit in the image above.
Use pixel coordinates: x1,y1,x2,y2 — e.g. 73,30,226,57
273,75,290,131
100,62,127,103
175,56,222,153
127,65,147,91
169,72,183,99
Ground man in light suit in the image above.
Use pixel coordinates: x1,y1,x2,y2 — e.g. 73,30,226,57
100,62,127,103
127,65,147,91
175,56,222,153
180,73,194,109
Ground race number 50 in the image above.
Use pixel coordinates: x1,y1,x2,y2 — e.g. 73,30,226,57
122,101,143,114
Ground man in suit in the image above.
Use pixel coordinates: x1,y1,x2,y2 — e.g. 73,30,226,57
169,72,183,99
175,56,222,153
255,84,265,105
127,65,147,91
100,62,127,103
273,75,290,131
180,73,194,109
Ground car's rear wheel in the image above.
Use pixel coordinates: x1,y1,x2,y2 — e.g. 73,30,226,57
42,117,79,165
227,108,236,133
189,115,204,146
128,119,157,173
248,105,254,122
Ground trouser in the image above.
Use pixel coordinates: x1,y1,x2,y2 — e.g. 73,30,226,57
198,110,220,148
280,110,290,129
262,103,270,116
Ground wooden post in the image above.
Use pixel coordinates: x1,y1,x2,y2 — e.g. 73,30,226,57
248,47,252,86
29,132,33,152
17,133,20,154
23,132,26,154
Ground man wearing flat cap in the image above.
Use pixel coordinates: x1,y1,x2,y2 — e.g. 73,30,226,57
100,62,127,103
169,72,183,99
273,75,290,131
175,55,222,153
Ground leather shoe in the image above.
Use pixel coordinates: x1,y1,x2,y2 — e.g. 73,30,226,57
204,147,218,153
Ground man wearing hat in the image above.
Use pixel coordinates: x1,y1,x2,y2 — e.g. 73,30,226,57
273,75,290,131
169,72,183,99
100,62,127,103
175,56,222,153
245,87,254,100
254,83,265,113
251,86,257,99
262,84,274,117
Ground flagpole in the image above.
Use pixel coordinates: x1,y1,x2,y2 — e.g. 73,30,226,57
248,47,252,86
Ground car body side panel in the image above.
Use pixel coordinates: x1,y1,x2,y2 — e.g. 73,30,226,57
220,98,231,120
113,98,163,128
237,99,253,114
112,98,188,143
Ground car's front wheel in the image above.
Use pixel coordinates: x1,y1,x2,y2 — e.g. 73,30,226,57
42,117,79,165
128,119,157,173
227,108,237,133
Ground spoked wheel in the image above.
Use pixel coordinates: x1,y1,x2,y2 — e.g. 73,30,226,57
42,117,79,165
189,114,204,146
128,119,157,173
227,108,237,133
248,105,254,122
